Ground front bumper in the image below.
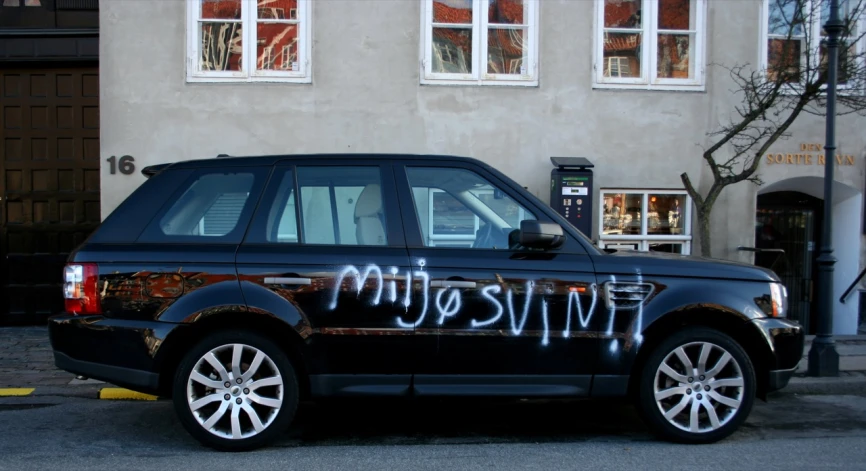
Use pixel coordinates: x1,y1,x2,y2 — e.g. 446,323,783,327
48,314,180,395
749,317,805,393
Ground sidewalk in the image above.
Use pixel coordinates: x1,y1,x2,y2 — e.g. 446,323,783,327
1,326,864,397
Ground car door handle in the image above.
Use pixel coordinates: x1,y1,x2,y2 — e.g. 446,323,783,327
264,277,312,285
430,280,477,289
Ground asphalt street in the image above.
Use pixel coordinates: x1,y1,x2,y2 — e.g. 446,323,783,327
1,392,865,470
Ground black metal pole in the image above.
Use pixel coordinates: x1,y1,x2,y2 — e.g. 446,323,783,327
808,0,842,377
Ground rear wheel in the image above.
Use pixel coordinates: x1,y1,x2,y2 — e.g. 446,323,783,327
636,327,756,444
172,330,299,451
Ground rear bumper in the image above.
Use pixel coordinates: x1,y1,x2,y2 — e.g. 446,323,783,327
48,314,179,395
54,351,159,391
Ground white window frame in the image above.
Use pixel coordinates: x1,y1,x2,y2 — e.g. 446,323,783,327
598,189,693,254
186,0,312,83
759,0,865,92
420,0,540,86
592,0,707,91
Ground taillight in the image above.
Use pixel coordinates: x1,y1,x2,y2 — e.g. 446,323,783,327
64,263,101,315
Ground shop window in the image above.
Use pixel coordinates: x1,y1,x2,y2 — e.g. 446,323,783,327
186,0,311,83
599,189,692,254
594,0,707,90
421,0,539,86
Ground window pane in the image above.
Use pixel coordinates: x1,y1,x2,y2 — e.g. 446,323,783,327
432,28,472,73
159,173,254,237
489,0,526,25
200,0,241,20
657,33,694,79
433,190,477,236
602,193,643,235
602,33,641,78
297,167,387,246
487,28,527,74
658,0,694,30
768,38,802,82
406,167,537,250
604,0,642,28
257,0,297,19
647,193,686,235
257,23,298,71
769,0,804,36
821,0,851,35
433,0,473,24
2,0,21,6
820,41,855,84
24,0,40,5
200,22,243,71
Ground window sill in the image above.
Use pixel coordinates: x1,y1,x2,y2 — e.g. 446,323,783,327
592,82,706,92
420,77,539,87
186,74,313,84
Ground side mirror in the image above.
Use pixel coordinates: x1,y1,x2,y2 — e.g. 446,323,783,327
519,220,565,249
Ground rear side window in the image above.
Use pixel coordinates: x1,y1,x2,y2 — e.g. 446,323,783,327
245,166,388,246
138,169,267,244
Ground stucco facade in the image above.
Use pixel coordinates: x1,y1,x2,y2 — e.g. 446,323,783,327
98,0,866,334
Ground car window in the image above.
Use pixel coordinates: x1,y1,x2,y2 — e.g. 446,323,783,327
289,166,388,246
157,172,255,237
406,167,536,249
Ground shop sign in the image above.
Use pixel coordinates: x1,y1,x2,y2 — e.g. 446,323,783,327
765,143,856,166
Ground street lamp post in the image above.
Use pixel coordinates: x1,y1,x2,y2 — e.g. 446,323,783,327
808,0,843,377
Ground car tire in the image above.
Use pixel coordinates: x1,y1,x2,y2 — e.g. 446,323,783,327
635,327,756,444
172,330,299,451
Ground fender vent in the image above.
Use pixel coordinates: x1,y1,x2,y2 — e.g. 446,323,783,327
604,282,654,310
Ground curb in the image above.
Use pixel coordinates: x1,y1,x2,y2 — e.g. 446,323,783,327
782,375,866,395
0,387,161,400
0,388,36,397
96,388,159,401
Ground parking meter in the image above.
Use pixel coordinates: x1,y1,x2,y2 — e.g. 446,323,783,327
549,157,594,237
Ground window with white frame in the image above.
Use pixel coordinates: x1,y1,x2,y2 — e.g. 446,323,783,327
760,0,865,86
598,189,692,254
421,0,539,86
594,0,706,90
186,0,311,83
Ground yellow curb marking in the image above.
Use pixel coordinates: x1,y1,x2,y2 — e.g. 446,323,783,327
98,388,158,401
0,388,35,397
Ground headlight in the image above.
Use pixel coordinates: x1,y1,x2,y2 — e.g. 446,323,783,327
769,282,787,318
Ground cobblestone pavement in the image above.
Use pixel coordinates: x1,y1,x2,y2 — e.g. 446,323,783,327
0,327,75,388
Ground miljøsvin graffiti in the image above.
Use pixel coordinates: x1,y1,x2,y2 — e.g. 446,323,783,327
327,260,652,350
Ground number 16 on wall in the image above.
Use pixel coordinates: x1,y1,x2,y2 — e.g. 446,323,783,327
106,155,136,175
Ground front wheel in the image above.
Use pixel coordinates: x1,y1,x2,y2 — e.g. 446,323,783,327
636,327,756,444
172,330,299,451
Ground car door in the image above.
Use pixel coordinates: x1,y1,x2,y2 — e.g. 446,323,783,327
392,161,601,396
236,160,418,396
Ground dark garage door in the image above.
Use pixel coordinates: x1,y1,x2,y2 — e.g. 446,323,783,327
1,66,101,324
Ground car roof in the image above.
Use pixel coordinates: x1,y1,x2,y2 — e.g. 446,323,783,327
142,153,493,176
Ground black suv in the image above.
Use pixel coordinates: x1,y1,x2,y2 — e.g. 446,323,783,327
49,154,803,451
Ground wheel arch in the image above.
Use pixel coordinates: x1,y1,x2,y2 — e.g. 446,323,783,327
154,312,312,400
627,306,774,401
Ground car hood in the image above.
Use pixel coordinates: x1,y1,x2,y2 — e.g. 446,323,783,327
591,249,779,283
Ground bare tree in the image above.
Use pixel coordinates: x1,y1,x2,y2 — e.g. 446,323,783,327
681,0,866,257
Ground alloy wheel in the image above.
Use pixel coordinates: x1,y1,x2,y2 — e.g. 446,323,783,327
652,341,745,433
185,343,284,440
